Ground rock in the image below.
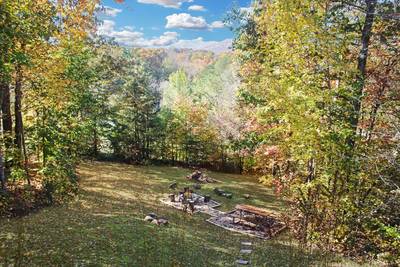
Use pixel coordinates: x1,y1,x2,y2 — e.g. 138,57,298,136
187,170,202,181
241,241,252,246
148,212,157,219
169,182,177,189
240,249,252,254
224,193,233,199
204,176,215,183
214,188,224,196
144,216,154,222
243,194,250,199
236,259,249,265
157,218,169,226
193,183,201,190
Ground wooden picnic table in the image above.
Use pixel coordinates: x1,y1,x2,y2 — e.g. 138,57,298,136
235,205,275,218
233,205,286,237
233,205,280,227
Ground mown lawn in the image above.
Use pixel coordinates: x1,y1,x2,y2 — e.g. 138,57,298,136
0,161,370,266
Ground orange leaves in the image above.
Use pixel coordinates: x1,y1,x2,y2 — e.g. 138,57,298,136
254,144,283,162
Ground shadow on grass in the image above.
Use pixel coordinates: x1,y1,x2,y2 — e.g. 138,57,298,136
0,161,360,267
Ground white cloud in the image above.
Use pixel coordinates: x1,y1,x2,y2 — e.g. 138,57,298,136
96,5,122,17
137,0,193,8
97,20,117,35
97,20,231,53
166,13,208,29
240,7,254,15
188,5,206,12
98,20,178,47
166,13,225,30
209,21,225,29
147,32,179,46
98,20,143,46
112,30,144,46
123,26,135,31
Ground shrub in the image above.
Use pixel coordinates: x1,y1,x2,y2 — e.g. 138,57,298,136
39,157,79,204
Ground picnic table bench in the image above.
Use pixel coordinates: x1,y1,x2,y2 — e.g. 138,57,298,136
235,205,275,218
233,204,286,237
233,205,274,224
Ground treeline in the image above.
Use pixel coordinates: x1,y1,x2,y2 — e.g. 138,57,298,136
87,48,243,172
0,0,244,216
230,0,399,263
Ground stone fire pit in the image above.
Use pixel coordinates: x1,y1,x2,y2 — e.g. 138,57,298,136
160,193,221,214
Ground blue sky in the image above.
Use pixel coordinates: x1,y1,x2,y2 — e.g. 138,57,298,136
97,0,252,52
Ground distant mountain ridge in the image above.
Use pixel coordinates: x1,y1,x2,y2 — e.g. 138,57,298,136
134,48,234,78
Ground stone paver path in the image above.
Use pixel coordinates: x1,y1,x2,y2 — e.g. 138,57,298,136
236,241,253,265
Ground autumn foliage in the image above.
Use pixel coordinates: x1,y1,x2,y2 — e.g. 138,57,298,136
231,0,400,263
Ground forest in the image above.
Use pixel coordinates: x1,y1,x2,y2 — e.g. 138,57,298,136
0,0,399,266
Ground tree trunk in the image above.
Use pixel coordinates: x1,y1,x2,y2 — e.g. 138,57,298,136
15,63,24,155
1,81,12,182
14,61,30,184
351,0,377,134
0,153,5,190
42,109,47,166
0,82,5,189
1,82,12,142
0,86,5,189
93,120,98,157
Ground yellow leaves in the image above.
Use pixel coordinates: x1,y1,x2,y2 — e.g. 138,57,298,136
53,0,99,42
15,0,100,114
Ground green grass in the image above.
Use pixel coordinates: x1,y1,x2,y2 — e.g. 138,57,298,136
0,161,369,266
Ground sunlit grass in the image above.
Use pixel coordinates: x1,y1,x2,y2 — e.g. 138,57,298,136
0,161,370,266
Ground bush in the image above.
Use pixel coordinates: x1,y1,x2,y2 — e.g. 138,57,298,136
39,157,79,204
9,167,28,182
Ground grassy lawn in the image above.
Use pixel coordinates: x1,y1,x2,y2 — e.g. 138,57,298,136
0,161,368,266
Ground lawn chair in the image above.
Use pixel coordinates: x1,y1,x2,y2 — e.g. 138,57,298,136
181,188,195,214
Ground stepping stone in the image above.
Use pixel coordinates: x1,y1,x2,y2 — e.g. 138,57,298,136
157,218,169,226
224,193,233,199
241,242,252,246
214,188,225,196
236,259,249,265
144,216,154,222
148,212,157,218
169,182,177,189
240,249,252,254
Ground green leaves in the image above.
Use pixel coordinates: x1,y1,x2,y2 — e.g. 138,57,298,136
232,0,400,261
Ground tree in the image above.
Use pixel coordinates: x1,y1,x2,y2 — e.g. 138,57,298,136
232,0,400,261
0,0,99,196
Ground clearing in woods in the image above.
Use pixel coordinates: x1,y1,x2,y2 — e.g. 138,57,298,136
0,161,369,266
